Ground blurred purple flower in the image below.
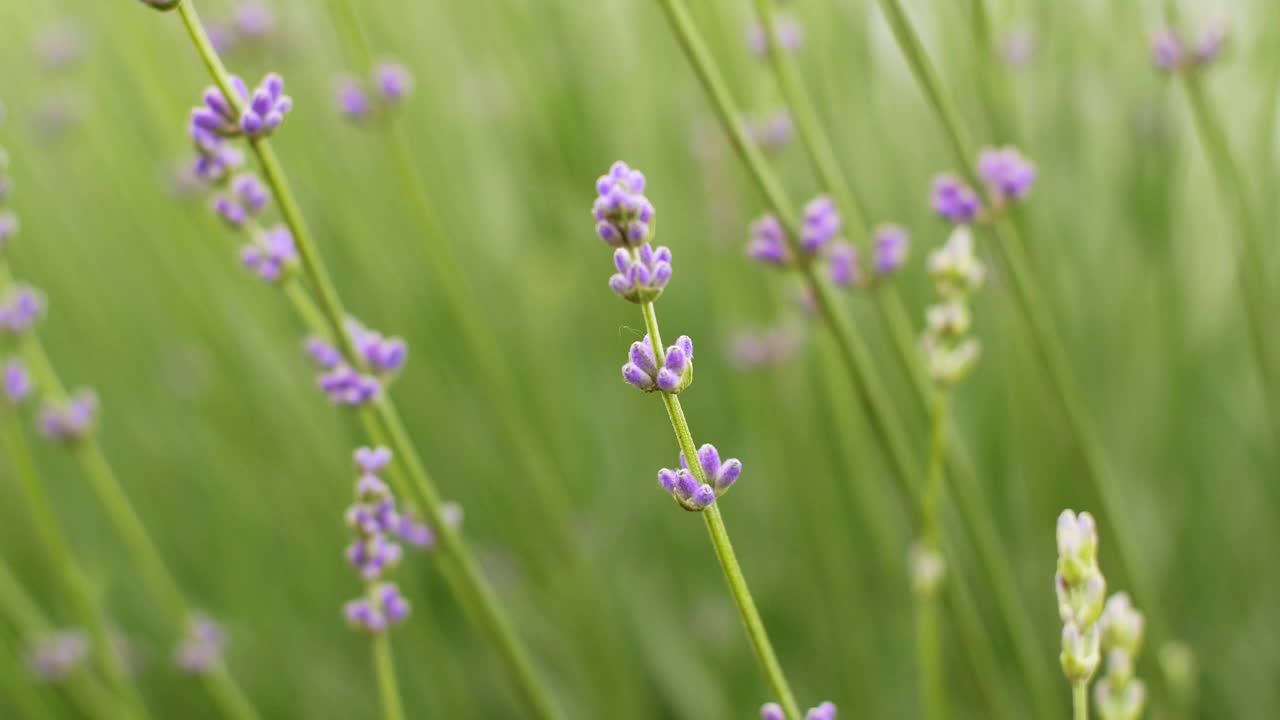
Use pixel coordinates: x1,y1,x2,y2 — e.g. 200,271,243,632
3,358,32,404
239,73,293,138
931,175,982,224
26,630,87,682
827,242,861,289
175,615,226,674
233,1,275,39
336,77,371,122
375,62,413,104
747,214,790,267
0,211,18,251
1195,24,1228,65
0,286,44,336
747,16,804,57
873,224,910,276
1151,29,1183,72
800,195,840,254
241,224,297,282
38,389,98,443
976,146,1036,203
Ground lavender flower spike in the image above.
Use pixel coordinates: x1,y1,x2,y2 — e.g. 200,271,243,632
873,224,910,276
800,195,840,254
0,286,45,336
336,77,371,123
592,161,655,248
827,242,860,289
213,172,269,229
191,77,251,138
241,224,298,282
760,703,785,720
977,146,1037,203
931,175,982,225
610,244,673,303
26,630,88,681
806,702,837,720
239,73,293,139
344,447,411,633
39,389,99,443
622,335,693,394
375,62,414,104
3,358,32,404
681,443,742,493
175,615,226,674
1151,29,1184,72
348,318,409,377
747,214,790,267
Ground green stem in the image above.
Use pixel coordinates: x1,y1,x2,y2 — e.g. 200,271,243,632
0,414,147,719
916,390,948,720
916,592,944,720
656,0,1054,712
172,5,564,717
1179,72,1280,447
371,633,406,720
1072,681,1089,720
638,300,801,720
872,0,1168,650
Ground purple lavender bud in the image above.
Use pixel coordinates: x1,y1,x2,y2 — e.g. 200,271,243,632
233,1,275,38
655,340,693,394
26,630,88,681
592,161,654,248
931,175,983,224
696,444,721,479
873,224,910,276
344,599,378,631
761,703,786,720
355,446,392,473
630,339,658,376
747,214,790,266
238,73,293,139
806,702,838,720
690,484,716,509
0,286,44,335
827,242,860,289
1151,29,1183,72
1195,24,1228,65
663,345,688,375
622,362,656,391
608,244,674,303
191,134,244,185
0,211,18,251
375,62,414,104
748,111,794,151
716,458,742,491
39,390,99,443
396,517,436,548
174,615,226,674
658,468,679,492
232,173,269,214
976,146,1036,202
800,195,841,253
673,469,700,502
380,584,411,624
3,359,32,404
746,16,804,57
675,335,693,361
212,196,247,229
336,77,371,122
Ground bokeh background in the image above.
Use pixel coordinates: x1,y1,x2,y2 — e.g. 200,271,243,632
1,0,1278,717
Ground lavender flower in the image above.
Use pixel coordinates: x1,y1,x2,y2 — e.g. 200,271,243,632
1056,510,1106,684
0,285,44,335
872,224,909,276
926,226,985,299
977,146,1036,203
621,335,693,394
375,62,413,104
318,364,382,407
656,443,741,511
191,73,292,141
922,226,985,385
239,74,293,138
1195,24,1228,66
240,224,297,282
174,615,226,674
191,77,252,137
0,211,18,252
344,447,411,633
233,1,275,39
800,195,840,254
827,242,860,289
305,336,343,369
26,630,87,682
761,703,785,720
592,161,654,248
212,173,269,228
931,175,982,225
38,389,98,443
806,702,837,720
746,16,804,57
191,129,245,185
748,111,794,151
3,358,32,404
747,214,790,266
609,244,673,303
336,77,371,123
1151,30,1183,72
348,318,409,377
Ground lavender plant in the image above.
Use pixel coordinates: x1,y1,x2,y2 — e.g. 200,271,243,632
762,700,838,720
1,122,258,720
1056,510,1107,720
147,2,565,716
1095,593,1147,720
594,160,818,720
656,0,1051,712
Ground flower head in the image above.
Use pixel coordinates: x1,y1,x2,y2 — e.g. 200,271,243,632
873,224,910,276
0,286,44,336
348,319,409,377
800,195,840,254
1195,24,1228,65
760,703,785,720
3,358,32,404
174,615,226,674
1099,592,1145,657
212,172,269,228
1055,509,1107,684
336,77,371,122
748,111,794,151
931,175,982,224
806,702,837,720
609,244,672,303
621,335,693,394
240,224,297,282
345,583,410,634
747,214,790,266
592,161,654,248
240,73,293,138
827,242,861,289
1151,30,1183,72
977,146,1036,203
27,630,87,681
927,226,985,299
746,16,804,57
233,1,275,39
375,62,413,104
39,389,98,443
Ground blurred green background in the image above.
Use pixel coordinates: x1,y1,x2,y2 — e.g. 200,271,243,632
1,0,1278,717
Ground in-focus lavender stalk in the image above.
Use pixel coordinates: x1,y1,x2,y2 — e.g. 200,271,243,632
1057,510,1108,720
160,4,563,716
593,161,807,720
0,132,259,720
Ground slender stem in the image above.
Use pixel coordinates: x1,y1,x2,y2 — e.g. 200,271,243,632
371,632,406,720
171,5,562,716
0,414,147,719
870,0,1168,649
1072,681,1089,720
655,1,1055,712
916,593,944,720
1179,72,1280,446
638,300,801,720
915,390,948,720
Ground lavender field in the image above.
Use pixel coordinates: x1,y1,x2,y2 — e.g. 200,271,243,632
0,1,1275,718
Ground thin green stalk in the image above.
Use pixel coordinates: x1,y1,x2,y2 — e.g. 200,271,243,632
916,390,948,720
1179,72,1280,446
871,0,1167,646
1072,681,1088,720
371,632,406,720
657,1,1055,713
0,414,147,720
637,298,801,720
172,5,563,716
